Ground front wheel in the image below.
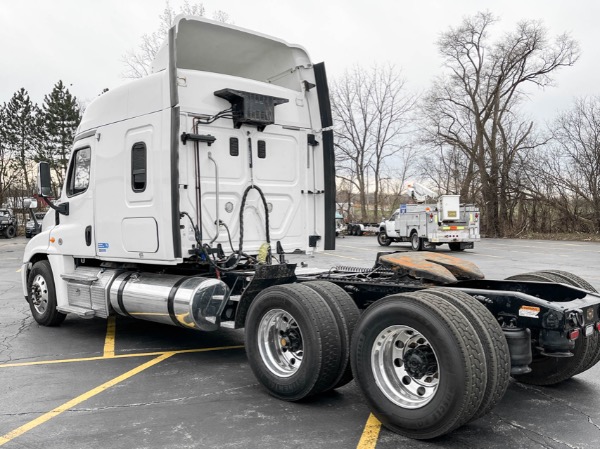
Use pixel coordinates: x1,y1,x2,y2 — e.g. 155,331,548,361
27,260,66,326
4,225,16,238
351,293,486,439
377,231,392,246
245,284,342,401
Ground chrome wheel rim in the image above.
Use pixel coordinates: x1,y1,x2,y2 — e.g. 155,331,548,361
371,325,440,409
258,309,304,377
31,274,49,315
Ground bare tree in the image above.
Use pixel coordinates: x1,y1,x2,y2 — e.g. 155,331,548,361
332,64,416,221
531,97,600,232
122,1,232,78
422,12,579,236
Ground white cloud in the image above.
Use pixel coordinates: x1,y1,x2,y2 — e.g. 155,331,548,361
1,0,598,121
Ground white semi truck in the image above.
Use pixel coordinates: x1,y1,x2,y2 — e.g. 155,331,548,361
20,16,600,441
377,195,481,251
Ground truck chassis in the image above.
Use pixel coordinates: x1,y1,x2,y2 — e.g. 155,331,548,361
25,250,600,440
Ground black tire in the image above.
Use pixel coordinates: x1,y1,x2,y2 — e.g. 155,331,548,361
507,271,593,385
537,270,598,294
420,288,510,421
302,281,360,391
351,292,486,439
505,272,561,283
357,228,363,236
26,232,32,238
377,231,392,246
409,231,423,251
245,284,342,401
448,242,464,252
27,260,67,326
4,225,16,238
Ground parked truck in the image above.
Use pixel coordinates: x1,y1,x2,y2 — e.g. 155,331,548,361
0,208,17,238
378,195,481,251
21,16,600,440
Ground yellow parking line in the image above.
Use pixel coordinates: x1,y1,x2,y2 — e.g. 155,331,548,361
103,316,116,358
16,268,21,273
356,413,381,449
0,345,245,369
0,352,175,446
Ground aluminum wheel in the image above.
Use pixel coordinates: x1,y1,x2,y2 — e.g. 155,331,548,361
371,325,440,409
31,274,49,315
258,309,304,378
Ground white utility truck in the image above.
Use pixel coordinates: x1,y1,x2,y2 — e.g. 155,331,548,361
21,16,600,441
377,195,481,251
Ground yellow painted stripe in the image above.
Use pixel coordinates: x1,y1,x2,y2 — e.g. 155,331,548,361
16,268,22,273
0,345,245,369
356,413,381,449
103,316,116,358
0,352,174,446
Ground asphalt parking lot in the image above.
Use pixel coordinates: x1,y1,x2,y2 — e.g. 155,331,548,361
1,235,600,448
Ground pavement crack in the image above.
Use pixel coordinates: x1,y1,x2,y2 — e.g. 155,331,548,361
492,412,575,448
514,382,600,433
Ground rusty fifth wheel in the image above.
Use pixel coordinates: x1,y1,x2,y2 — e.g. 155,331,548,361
351,292,487,439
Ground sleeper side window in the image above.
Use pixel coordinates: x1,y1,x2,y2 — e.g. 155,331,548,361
131,142,147,192
66,147,91,197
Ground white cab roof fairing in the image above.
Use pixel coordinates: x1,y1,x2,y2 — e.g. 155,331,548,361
152,15,313,92
77,72,169,135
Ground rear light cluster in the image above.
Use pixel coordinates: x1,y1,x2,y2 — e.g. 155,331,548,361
571,322,600,341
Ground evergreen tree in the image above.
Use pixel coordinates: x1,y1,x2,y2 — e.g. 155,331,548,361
3,88,41,194
40,80,81,195
0,104,19,206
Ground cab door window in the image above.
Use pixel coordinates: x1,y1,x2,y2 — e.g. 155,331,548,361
66,147,91,197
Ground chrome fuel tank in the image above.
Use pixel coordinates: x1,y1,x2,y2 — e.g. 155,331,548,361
109,272,229,331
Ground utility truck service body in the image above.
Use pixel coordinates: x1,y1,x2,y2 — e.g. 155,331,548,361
21,16,600,441
378,195,481,251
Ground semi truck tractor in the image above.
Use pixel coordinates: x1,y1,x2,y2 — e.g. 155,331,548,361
21,16,600,440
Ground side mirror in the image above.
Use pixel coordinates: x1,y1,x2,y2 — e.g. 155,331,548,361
38,162,53,197
37,162,69,216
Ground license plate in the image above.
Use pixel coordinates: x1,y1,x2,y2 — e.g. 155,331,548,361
585,324,594,337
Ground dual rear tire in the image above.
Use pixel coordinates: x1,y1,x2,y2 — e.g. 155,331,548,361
350,288,509,439
245,282,359,401
247,284,511,439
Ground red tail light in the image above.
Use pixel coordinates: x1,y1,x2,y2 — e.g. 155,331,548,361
568,329,580,341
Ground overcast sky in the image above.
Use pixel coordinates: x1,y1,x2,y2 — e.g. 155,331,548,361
1,0,598,123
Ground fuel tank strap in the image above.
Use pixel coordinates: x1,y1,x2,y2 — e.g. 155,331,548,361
117,273,136,318
167,277,190,328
